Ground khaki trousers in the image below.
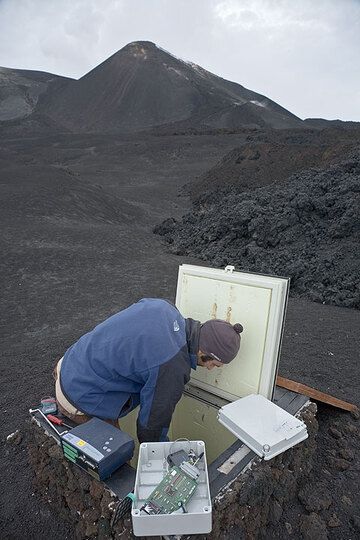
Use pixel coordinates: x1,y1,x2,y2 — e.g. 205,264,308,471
53,357,118,428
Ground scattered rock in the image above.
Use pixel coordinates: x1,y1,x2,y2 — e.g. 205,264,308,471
268,499,283,524
338,447,354,461
6,429,22,445
83,507,101,523
341,495,352,506
75,519,86,538
351,515,360,531
90,480,104,500
331,458,351,471
345,423,358,435
78,473,91,491
48,445,63,460
329,426,342,439
285,521,293,535
97,517,112,539
337,437,348,448
85,521,98,537
328,513,341,528
300,513,328,540
298,484,332,512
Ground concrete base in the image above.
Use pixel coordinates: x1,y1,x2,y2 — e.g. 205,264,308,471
27,403,318,539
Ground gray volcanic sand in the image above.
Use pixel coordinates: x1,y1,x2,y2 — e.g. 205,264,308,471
1,130,359,539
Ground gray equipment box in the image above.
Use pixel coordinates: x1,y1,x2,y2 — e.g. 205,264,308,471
61,418,134,480
132,440,211,537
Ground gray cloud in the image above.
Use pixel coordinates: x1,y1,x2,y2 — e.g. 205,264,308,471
0,0,359,120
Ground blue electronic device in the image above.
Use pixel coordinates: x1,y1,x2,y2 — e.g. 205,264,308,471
60,418,134,481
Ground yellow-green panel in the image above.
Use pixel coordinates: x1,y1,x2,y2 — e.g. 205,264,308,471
170,395,237,464
118,397,235,466
177,274,271,399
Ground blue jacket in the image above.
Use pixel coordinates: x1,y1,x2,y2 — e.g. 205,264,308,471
60,298,200,443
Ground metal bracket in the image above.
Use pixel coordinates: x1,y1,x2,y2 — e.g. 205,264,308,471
184,384,229,409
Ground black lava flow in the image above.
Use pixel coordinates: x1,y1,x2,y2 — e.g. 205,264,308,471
155,150,360,309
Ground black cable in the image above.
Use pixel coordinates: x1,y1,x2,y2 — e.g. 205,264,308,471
193,451,204,465
111,494,134,527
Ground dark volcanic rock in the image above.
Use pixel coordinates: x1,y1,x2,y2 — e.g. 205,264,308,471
156,149,360,308
300,513,328,540
329,457,351,471
268,499,283,524
298,483,332,512
352,515,360,531
329,426,342,439
338,447,354,461
327,513,341,528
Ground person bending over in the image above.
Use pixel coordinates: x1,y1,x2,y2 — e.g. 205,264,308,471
54,298,243,443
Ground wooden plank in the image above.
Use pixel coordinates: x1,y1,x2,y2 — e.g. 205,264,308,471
277,375,359,413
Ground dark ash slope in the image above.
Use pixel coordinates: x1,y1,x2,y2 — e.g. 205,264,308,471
156,150,360,309
40,41,303,133
0,67,71,121
189,129,360,199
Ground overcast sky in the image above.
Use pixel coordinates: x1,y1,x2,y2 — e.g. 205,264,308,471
0,0,359,121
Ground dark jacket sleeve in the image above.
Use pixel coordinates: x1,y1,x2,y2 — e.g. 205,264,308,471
137,352,191,444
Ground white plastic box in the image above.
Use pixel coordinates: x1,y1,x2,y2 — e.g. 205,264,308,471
132,440,212,537
218,394,308,460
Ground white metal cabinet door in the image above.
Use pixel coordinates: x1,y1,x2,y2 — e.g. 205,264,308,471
175,265,289,401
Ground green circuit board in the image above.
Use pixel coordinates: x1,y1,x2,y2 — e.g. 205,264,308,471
145,466,198,514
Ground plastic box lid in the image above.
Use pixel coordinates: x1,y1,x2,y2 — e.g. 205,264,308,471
218,394,308,460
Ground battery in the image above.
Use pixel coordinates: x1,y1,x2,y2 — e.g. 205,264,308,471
60,418,134,480
40,397,57,415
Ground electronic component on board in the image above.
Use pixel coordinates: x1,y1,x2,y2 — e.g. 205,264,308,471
140,448,204,515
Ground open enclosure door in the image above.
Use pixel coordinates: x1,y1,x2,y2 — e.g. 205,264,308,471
175,265,289,401
170,265,290,463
